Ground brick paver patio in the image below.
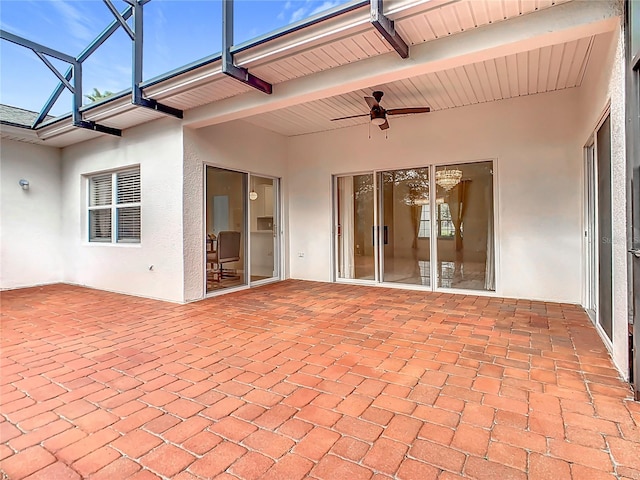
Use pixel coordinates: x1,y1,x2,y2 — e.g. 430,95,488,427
1,280,639,479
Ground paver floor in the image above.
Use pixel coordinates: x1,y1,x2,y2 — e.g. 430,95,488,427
1,280,639,479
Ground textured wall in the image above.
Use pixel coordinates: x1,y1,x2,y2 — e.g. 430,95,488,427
182,136,204,302
574,24,629,380
60,118,185,302
608,27,629,379
182,121,288,301
287,86,584,303
0,140,63,289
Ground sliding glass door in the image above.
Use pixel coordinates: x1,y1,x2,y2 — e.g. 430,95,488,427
336,174,375,281
205,166,247,293
434,161,494,291
335,161,495,292
205,167,281,295
379,168,431,286
249,175,279,283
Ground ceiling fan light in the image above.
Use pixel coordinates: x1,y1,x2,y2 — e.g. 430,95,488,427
371,117,386,126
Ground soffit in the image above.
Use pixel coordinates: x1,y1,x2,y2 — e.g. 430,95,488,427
10,0,594,146
147,0,572,111
83,106,166,130
395,0,571,44
153,75,254,111
242,34,595,136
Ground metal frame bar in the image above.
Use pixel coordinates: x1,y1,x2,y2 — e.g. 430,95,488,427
222,0,272,94
4,0,183,136
370,0,409,59
33,67,72,128
0,30,75,63
0,29,121,135
624,0,640,401
33,52,75,92
103,0,135,40
33,5,135,128
126,0,183,117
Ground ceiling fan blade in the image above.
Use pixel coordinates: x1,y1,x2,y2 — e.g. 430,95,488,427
378,119,390,130
387,107,431,115
365,96,379,109
330,113,370,121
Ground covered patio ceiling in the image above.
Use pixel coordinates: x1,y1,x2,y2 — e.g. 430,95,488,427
1,0,619,147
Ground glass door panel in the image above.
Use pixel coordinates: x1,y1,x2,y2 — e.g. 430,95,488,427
596,114,613,340
205,166,247,293
336,174,375,281
435,161,494,291
379,168,430,286
250,175,279,283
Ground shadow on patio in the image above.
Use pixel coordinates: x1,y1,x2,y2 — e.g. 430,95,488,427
1,280,639,479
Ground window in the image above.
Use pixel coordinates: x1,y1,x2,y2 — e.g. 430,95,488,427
418,205,431,237
88,167,140,243
418,203,456,238
438,203,455,237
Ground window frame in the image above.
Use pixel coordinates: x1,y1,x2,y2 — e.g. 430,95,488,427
418,202,456,239
87,166,141,244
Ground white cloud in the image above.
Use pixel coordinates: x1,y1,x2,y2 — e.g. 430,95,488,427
0,20,31,39
276,0,293,21
290,6,308,23
311,0,342,15
49,0,94,44
288,0,342,24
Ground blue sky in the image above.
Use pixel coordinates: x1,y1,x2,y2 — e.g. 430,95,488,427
0,0,350,116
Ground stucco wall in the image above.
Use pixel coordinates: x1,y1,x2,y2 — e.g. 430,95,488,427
286,86,584,304
0,139,63,289
575,26,629,379
60,118,185,302
182,121,288,302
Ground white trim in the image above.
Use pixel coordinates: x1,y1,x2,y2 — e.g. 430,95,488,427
430,165,438,289
202,162,283,298
492,157,501,296
85,165,141,245
249,173,281,284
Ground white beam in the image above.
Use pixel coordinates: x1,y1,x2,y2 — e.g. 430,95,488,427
185,0,620,128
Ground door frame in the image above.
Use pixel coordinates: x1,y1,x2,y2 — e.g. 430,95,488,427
584,141,598,323
583,106,614,350
332,158,499,296
625,0,640,399
333,171,380,285
202,162,283,298
248,173,282,287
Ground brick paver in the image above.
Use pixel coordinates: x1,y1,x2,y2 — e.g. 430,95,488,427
1,280,639,479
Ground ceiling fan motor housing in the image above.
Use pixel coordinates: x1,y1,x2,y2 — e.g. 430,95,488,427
370,106,386,122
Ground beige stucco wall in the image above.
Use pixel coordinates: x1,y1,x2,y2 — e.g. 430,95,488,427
60,118,185,302
182,121,288,302
286,86,584,304
0,139,63,289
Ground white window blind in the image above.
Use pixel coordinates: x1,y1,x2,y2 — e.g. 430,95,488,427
88,167,140,243
90,174,112,206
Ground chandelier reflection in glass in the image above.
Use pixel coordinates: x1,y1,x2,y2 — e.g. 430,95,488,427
436,168,463,191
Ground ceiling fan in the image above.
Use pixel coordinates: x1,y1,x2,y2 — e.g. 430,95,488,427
330,90,430,130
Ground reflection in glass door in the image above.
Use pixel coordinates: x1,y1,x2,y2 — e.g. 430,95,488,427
205,166,247,293
379,168,431,286
335,162,495,292
434,161,494,291
336,174,375,281
249,175,279,283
